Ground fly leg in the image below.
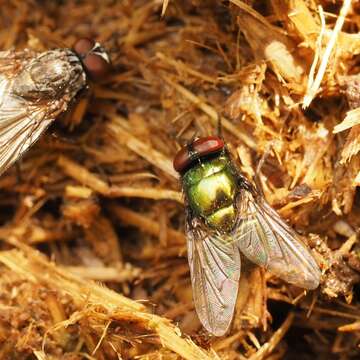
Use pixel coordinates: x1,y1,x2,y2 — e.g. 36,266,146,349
15,162,23,183
49,131,77,144
95,165,113,187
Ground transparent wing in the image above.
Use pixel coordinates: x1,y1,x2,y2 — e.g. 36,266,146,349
186,214,241,336
234,190,320,289
0,49,34,75
0,74,55,176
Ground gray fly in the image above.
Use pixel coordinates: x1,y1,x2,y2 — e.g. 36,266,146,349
0,38,110,175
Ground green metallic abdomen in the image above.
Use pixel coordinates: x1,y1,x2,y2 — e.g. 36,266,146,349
182,153,238,232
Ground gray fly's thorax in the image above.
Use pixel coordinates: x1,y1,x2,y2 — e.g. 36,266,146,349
12,49,86,102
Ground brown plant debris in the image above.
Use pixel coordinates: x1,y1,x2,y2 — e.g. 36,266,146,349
0,0,359,359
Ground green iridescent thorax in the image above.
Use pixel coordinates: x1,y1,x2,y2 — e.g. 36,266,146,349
182,151,238,233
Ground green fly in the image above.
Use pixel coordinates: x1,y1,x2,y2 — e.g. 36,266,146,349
173,136,321,336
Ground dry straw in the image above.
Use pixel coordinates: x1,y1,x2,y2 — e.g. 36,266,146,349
0,0,359,359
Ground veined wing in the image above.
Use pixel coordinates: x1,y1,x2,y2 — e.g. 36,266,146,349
0,48,87,176
234,190,320,290
186,214,241,336
0,74,55,176
0,49,35,75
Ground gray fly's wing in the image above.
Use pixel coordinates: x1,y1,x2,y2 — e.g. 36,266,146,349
186,214,241,336
234,190,320,290
0,70,55,176
0,49,81,176
0,49,29,74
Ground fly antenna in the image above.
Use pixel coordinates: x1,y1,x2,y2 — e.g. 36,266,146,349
173,129,198,147
189,130,198,143
185,130,198,154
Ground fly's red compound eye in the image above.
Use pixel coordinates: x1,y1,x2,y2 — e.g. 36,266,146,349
82,52,110,79
73,38,95,58
173,147,189,173
73,38,111,80
173,136,224,173
192,136,224,157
